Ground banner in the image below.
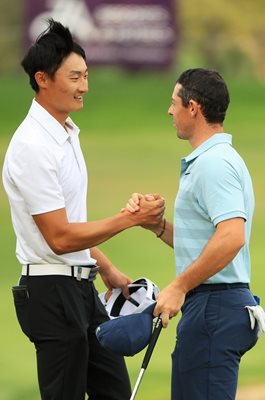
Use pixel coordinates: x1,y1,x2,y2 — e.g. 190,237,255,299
24,0,178,69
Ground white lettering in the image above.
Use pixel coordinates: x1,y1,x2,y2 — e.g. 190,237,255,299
27,0,176,65
95,5,169,24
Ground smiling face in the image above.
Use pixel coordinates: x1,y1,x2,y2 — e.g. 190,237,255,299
35,52,88,125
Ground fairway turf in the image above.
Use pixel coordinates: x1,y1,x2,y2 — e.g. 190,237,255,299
0,71,265,399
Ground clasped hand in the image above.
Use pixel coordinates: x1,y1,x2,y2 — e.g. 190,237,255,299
122,192,165,229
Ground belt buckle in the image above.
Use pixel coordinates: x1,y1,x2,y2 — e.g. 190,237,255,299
77,266,82,281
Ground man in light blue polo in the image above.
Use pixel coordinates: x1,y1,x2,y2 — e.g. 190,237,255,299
174,132,253,285
125,68,259,399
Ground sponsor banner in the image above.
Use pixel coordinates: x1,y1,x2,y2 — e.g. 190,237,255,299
24,0,178,68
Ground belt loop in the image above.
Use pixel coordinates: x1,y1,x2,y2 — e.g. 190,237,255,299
26,264,30,277
71,266,74,278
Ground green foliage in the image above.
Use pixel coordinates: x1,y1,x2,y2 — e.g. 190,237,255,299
0,70,265,399
0,0,22,71
181,0,265,78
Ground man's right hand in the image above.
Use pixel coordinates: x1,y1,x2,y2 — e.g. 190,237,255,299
122,192,165,231
122,192,160,213
129,195,165,228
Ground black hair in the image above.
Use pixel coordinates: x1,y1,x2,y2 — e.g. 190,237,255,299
21,19,86,92
176,68,230,124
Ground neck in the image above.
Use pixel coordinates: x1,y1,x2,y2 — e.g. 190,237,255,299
35,96,68,127
189,123,224,149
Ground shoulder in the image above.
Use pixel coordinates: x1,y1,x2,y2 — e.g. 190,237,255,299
6,122,58,174
196,144,243,177
191,146,247,195
10,112,55,152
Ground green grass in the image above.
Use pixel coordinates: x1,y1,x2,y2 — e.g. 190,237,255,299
0,70,265,399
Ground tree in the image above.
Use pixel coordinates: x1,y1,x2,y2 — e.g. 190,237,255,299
180,0,265,78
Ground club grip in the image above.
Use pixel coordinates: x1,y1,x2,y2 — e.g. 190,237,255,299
141,317,163,369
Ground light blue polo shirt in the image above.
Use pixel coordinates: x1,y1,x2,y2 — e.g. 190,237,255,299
174,133,254,284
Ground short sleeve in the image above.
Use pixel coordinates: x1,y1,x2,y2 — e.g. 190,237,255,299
11,141,65,215
196,156,246,226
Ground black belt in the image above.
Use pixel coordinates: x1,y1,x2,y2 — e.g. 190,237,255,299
187,282,249,297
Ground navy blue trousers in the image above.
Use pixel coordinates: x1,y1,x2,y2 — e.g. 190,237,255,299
171,288,258,400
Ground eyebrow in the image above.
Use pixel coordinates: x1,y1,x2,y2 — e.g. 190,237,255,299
69,69,88,76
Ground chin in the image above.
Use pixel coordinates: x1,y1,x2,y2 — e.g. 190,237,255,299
71,104,84,113
177,132,186,140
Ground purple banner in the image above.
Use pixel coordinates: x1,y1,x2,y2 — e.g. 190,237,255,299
24,0,178,69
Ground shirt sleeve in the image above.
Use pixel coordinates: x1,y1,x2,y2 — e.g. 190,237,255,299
10,141,65,215
196,156,246,226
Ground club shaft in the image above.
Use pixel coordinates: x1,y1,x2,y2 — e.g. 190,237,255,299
130,368,145,400
130,316,163,400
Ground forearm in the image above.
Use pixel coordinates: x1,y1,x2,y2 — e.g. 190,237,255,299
173,219,245,293
90,246,132,294
34,196,164,255
49,213,136,254
90,246,114,271
153,218,245,327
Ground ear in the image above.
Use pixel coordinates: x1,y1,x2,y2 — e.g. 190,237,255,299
34,71,49,89
188,100,200,117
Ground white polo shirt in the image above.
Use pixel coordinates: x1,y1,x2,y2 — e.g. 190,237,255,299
2,99,96,266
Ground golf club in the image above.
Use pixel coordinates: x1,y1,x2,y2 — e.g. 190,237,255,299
130,316,163,400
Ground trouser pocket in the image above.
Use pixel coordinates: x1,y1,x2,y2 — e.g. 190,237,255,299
12,285,32,339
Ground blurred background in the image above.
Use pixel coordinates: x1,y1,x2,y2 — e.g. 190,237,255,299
0,0,265,399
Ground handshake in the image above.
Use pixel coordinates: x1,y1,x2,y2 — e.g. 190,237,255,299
121,192,166,237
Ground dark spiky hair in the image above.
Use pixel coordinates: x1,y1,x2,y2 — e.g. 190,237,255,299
21,19,86,92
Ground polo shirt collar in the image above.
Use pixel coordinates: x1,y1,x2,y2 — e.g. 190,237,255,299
29,99,80,145
184,133,232,163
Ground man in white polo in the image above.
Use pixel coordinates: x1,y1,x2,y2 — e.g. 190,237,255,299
2,19,165,400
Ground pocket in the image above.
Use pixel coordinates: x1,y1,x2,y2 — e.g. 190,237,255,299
204,292,221,336
12,285,30,304
177,294,212,372
12,285,32,339
55,284,73,325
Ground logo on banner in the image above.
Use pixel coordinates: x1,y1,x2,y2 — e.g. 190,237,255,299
29,0,96,43
26,0,177,68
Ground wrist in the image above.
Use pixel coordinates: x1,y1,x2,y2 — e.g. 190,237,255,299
156,218,166,238
148,218,166,237
117,210,138,229
172,276,189,295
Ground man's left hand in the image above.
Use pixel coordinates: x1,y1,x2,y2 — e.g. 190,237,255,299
99,265,132,299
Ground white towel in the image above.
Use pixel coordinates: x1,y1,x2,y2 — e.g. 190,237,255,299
245,305,265,338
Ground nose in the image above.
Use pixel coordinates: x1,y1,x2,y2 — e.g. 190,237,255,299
168,105,173,116
79,77,88,93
